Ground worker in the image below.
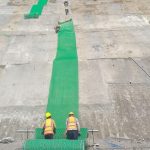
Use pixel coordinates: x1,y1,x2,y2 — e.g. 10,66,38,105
42,112,56,139
66,112,80,140
63,0,71,21
64,1,69,15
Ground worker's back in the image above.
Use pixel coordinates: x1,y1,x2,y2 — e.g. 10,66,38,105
67,116,78,130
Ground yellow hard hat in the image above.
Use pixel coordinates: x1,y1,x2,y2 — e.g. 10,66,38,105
69,112,74,115
46,112,51,118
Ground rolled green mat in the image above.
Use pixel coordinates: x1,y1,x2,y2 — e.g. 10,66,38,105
35,128,88,140
23,139,85,150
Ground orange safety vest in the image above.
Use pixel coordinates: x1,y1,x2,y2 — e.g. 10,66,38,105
67,116,77,131
44,118,54,135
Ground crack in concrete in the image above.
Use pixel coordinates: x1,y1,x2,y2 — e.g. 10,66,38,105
130,57,150,79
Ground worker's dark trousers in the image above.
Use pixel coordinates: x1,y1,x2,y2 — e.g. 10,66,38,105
67,130,78,140
44,134,53,139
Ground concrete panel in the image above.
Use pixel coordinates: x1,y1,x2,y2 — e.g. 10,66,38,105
79,58,150,105
1,34,56,65
134,57,150,76
80,84,150,139
76,29,150,59
0,106,45,138
0,63,51,106
98,58,150,84
72,0,150,15
79,60,109,105
108,84,150,138
79,58,150,139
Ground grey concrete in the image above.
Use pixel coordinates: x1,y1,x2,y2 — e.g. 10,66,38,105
74,0,150,140
1,0,150,149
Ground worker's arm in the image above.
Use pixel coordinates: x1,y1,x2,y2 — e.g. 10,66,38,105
42,122,45,135
76,118,80,133
65,118,68,134
53,120,56,134
53,120,56,128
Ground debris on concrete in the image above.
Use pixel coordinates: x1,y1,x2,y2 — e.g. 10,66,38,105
0,137,15,144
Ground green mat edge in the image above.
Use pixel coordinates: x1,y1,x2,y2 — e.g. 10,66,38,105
24,0,48,19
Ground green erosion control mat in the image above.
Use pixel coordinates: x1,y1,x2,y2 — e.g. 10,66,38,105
46,20,79,129
35,128,88,140
24,0,48,19
23,139,85,150
23,128,88,150
23,20,86,150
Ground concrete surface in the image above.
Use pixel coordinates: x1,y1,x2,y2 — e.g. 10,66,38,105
1,0,150,149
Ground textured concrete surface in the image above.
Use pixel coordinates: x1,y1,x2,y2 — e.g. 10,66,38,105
74,0,150,140
1,0,150,149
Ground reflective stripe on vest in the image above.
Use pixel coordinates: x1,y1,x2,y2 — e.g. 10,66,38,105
44,119,54,135
67,116,77,131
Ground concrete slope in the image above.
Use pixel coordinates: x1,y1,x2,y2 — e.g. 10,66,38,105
72,0,150,139
0,0,150,143
0,0,58,139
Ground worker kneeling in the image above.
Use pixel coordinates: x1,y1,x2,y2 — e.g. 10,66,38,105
43,112,56,139
66,112,80,140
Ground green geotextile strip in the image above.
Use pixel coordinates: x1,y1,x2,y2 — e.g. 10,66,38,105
23,139,85,150
35,128,88,140
23,128,88,150
46,20,78,129
24,0,48,19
